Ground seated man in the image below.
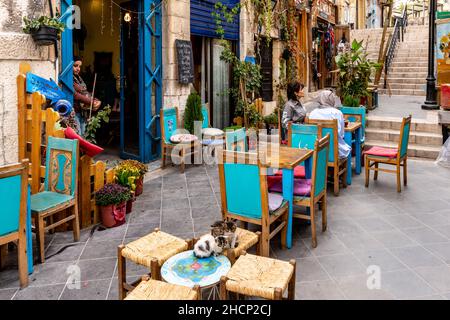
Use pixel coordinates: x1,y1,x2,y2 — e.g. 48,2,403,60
309,90,351,159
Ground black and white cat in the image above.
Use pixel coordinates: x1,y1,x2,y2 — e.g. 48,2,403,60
193,234,223,258
193,220,239,259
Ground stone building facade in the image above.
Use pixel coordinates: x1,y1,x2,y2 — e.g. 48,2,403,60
0,0,56,166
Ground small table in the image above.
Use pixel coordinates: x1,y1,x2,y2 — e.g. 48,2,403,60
344,122,362,185
161,250,231,300
259,145,314,249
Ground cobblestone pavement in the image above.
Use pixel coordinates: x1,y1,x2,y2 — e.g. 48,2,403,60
1,159,450,300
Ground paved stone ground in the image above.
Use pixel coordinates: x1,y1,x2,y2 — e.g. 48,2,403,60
1,159,450,300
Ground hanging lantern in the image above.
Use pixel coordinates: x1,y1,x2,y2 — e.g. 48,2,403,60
124,12,131,22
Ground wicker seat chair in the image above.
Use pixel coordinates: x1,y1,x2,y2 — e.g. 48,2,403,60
118,228,192,299
220,253,296,300
124,276,200,300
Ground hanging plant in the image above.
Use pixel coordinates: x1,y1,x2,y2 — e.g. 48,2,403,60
23,15,65,46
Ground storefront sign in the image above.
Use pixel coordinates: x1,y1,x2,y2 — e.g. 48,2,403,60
175,39,195,84
26,73,67,103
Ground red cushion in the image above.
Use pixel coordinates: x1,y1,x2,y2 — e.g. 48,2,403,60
267,175,282,189
269,178,312,196
274,166,306,178
364,146,398,158
64,127,104,157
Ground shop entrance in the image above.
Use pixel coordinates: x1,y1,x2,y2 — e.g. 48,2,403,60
61,0,162,163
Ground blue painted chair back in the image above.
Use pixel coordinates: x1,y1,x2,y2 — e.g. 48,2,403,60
312,135,330,198
201,104,209,129
45,137,78,197
307,119,339,164
0,161,28,237
398,115,412,158
340,106,366,139
162,108,178,142
225,128,247,152
289,124,321,150
223,161,264,219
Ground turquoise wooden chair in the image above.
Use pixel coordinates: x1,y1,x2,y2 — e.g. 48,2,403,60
340,106,366,165
0,160,29,287
218,150,288,257
201,103,225,147
306,118,347,196
365,115,411,193
225,127,247,152
31,137,80,263
160,107,200,173
293,135,330,248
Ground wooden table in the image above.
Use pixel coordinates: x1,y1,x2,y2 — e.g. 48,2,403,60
344,122,362,185
259,145,314,249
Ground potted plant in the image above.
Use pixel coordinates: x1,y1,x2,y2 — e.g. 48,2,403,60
23,16,65,46
335,39,381,108
115,163,141,213
184,92,203,134
94,183,131,228
264,112,279,134
117,160,148,196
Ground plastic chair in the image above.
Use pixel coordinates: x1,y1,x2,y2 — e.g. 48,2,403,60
31,137,80,263
306,118,347,196
160,107,200,173
218,150,289,257
364,115,412,193
0,160,29,287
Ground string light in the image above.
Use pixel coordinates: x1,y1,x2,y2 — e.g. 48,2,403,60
101,0,105,35
124,12,131,22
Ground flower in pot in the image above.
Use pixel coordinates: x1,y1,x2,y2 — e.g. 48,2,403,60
95,183,131,228
115,163,141,213
23,16,65,46
117,160,148,196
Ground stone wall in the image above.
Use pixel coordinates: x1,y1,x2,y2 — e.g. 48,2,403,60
162,0,191,115
0,0,56,166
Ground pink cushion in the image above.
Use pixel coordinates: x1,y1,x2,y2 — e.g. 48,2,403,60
274,166,306,178
267,175,282,189
268,178,312,196
65,127,104,157
364,146,398,158
268,193,284,212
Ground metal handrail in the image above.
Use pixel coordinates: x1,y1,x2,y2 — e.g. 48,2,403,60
384,5,408,89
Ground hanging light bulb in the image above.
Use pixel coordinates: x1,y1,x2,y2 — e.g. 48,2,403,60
124,12,131,22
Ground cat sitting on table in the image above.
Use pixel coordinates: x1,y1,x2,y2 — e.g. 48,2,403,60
193,220,239,259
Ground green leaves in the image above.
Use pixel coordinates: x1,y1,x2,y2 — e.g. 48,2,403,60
23,16,65,34
84,105,112,144
184,92,203,134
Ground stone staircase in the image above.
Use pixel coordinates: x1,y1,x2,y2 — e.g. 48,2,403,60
351,25,429,97
365,116,442,159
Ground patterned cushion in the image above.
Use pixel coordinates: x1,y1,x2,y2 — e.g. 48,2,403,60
364,146,398,158
268,192,284,212
269,178,312,197
202,128,224,136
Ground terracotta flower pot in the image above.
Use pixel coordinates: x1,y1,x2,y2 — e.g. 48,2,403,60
99,202,126,228
135,177,144,197
126,198,134,214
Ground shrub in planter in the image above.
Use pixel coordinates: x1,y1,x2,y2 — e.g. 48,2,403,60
95,183,131,228
184,92,203,134
23,16,65,46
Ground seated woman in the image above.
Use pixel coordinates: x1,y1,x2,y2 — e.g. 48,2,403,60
309,90,351,159
281,81,306,132
73,56,101,135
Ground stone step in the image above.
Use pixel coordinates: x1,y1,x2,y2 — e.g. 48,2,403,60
364,139,440,159
389,66,428,73
378,88,426,96
367,116,442,134
391,61,428,67
394,57,428,63
380,79,426,86
384,84,426,90
383,72,428,79
365,128,442,146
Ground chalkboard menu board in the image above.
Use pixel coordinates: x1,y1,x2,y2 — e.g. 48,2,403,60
175,39,194,84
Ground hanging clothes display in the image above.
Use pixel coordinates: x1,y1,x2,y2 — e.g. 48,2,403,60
324,24,335,70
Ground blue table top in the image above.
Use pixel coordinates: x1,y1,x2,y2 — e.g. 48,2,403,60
161,250,230,288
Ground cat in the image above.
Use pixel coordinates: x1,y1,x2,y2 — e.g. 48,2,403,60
210,220,239,250
193,234,223,258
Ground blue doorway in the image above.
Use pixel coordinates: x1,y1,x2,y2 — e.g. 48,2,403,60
60,0,162,163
